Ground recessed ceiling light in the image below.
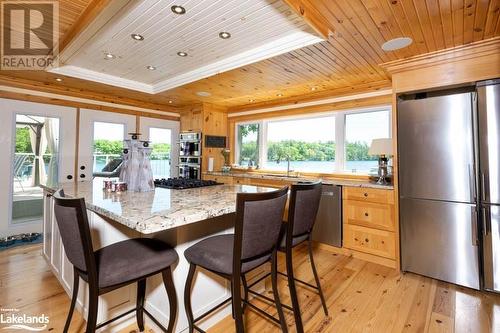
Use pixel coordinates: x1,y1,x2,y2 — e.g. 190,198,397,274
177,51,188,57
55,78,63,82
146,65,156,70
248,99,255,102
171,5,186,15
131,33,144,41
382,37,413,51
196,91,211,97
310,86,317,91
168,100,173,104
219,32,231,39
277,93,283,97
104,53,115,59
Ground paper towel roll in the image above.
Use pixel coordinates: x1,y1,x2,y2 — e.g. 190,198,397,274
208,157,214,172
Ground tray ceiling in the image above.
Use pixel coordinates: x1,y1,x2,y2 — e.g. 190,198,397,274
50,0,323,93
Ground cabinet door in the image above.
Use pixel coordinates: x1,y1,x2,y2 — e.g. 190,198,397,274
77,109,136,181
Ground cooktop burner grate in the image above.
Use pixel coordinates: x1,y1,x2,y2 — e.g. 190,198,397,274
154,178,222,189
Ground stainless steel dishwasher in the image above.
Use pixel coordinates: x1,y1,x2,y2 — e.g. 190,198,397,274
312,184,342,247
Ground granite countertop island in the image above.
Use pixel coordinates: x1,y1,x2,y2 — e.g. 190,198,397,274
41,180,274,234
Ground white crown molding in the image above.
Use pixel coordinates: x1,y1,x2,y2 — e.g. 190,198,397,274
49,31,322,95
48,65,155,93
0,85,180,117
227,89,393,117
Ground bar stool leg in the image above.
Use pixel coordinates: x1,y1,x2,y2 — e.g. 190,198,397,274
232,274,244,333
86,288,99,333
286,246,304,333
241,274,249,313
136,279,146,332
184,264,196,333
162,267,178,333
271,251,288,333
63,268,79,333
308,239,328,315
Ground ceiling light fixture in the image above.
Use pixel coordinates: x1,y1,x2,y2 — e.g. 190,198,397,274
310,86,317,91
177,51,188,57
171,5,186,15
277,93,283,97
55,78,63,82
146,65,156,70
168,100,173,104
104,53,115,59
248,99,255,102
219,32,231,39
131,33,144,41
382,37,413,51
196,91,211,97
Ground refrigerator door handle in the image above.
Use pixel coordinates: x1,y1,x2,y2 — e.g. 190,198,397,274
482,206,491,236
471,207,479,246
480,172,486,201
468,164,476,201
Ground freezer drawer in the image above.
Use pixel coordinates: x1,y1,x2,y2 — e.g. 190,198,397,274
401,198,480,289
483,204,500,292
312,185,342,247
398,92,476,203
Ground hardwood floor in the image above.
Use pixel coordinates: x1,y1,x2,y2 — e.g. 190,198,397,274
1,243,499,333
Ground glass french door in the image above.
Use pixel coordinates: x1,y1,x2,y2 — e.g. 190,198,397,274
77,109,136,181
139,117,180,179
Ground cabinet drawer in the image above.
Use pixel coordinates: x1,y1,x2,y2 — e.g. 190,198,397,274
248,178,288,188
203,175,234,184
344,224,396,259
344,200,395,231
343,187,394,204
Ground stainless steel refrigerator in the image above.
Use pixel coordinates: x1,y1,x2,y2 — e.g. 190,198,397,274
398,88,481,290
478,80,500,292
399,80,500,292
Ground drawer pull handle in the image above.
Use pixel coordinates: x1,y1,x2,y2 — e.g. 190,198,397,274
364,212,369,217
364,193,368,197
365,238,369,243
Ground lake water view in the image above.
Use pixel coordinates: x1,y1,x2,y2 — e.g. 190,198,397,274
263,160,378,174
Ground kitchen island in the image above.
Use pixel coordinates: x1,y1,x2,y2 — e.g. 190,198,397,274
41,179,276,333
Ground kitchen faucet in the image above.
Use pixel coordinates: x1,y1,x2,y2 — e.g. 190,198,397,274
276,154,294,177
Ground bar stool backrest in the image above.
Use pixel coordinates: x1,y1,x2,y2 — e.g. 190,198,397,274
288,182,322,237
233,187,288,270
53,189,97,281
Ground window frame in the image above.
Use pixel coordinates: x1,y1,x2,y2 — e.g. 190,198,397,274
234,105,392,175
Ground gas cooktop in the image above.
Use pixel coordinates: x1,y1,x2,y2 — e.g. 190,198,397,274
154,178,222,190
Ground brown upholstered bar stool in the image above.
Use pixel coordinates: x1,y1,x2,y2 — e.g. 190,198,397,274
245,181,327,333
52,190,178,333
183,187,289,333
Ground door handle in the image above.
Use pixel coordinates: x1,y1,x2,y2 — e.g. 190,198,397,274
482,206,491,236
480,172,488,201
471,207,478,246
468,164,476,201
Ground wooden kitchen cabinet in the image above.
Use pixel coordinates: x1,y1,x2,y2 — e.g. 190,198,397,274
343,186,396,260
203,174,234,185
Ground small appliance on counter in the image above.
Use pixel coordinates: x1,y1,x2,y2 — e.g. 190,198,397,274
154,178,222,190
178,132,202,179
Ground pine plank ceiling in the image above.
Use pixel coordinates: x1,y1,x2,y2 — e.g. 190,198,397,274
1,0,499,110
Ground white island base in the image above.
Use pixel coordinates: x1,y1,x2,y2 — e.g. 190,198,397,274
43,192,267,332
